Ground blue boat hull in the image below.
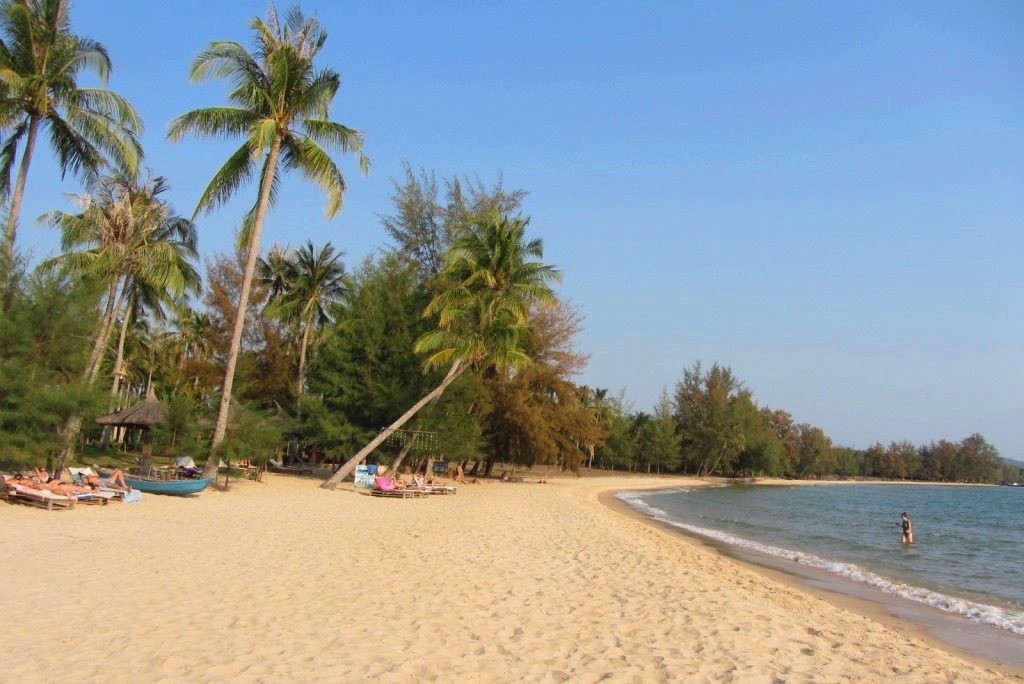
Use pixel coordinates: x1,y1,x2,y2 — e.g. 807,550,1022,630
123,476,213,496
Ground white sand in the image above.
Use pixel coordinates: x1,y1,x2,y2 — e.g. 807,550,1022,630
3,474,1019,682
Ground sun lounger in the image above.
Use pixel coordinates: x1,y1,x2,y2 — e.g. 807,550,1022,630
370,488,427,498
411,475,456,495
5,483,75,510
85,467,143,503
371,476,426,498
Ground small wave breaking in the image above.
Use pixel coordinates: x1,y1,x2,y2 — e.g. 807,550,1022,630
617,490,1024,636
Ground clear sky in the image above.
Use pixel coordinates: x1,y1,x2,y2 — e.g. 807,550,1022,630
14,1,1024,457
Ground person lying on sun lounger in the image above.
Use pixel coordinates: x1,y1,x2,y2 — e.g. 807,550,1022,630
79,469,131,491
5,473,92,506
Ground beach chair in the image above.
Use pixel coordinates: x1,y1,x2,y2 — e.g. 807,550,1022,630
371,476,426,499
411,475,457,495
81,467,143,503
4,482,75,510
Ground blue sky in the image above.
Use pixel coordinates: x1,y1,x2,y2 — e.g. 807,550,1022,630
14,1,1024,457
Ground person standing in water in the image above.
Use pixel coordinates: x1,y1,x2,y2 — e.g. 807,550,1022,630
900,512,914,544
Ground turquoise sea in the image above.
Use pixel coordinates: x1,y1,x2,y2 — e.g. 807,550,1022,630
619,484,1024,647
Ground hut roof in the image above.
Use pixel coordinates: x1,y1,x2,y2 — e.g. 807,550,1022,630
95,398,166,428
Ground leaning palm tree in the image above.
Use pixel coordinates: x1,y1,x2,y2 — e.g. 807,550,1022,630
168,5,367,477
260,240,346,411
0,0,142,289
321,213,560,489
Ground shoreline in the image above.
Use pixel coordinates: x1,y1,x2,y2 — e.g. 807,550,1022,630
598,479,1024,678
4,473,1021,682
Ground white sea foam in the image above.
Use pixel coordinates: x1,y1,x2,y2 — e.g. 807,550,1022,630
616,490,1024,636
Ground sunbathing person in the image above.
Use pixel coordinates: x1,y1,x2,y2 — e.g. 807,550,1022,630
5,474,89,506
33,467,55,482
44,480,93,498
81,469,131,491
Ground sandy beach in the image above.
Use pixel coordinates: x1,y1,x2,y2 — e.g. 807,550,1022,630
3,474,1020,683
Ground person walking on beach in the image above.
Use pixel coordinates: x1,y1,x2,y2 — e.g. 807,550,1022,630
900,512,914,544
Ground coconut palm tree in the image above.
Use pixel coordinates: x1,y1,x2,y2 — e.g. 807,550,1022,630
47,174,196,381
46,173,197,469
168,5,367,477
259,240,345,411
256,244,293,308
102,257,200,449
321,213,560,489
168,306,215,400
0,0,142,290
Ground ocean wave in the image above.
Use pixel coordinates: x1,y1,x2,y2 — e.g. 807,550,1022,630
616,490,1024,636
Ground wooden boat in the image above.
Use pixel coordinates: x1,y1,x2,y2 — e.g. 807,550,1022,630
122,475,213,496
92,464,213,496
95,465,212,496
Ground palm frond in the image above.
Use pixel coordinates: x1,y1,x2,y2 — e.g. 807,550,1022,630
189,41,263,87
45,112,103,183
71,87,142,133
192,141,255,218
167,107,257,142
0,119,27,195
281,134,345,218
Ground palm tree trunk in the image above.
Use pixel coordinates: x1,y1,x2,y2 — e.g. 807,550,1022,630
321,361,466,489
102,305,133,447
296,315,312,417
55,278,128,470
85,277,126,383
110,305,132,396
2,116,39,293
205,138,283,478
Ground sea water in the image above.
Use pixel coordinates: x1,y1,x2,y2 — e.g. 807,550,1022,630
618,484,1024,642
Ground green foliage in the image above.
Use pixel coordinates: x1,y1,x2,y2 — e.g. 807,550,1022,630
674,362,749,476
149,392,206,458
168,4,367,224
0,0,142,277
635,390,681,473
203,252,293,409
416,213,560,374
294,393,366,461
382,162,527,278
0,267,104,467
795,424,834,478
484,301,600,473
734,397,783,476
310,253,435,437
592,393,639,471
416,372,489,464
212,402,285,466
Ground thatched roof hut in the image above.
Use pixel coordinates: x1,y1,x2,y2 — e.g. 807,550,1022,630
95,398,166,428
95,389,166,460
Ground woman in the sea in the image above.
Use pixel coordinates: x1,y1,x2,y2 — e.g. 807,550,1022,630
900,511,914,544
